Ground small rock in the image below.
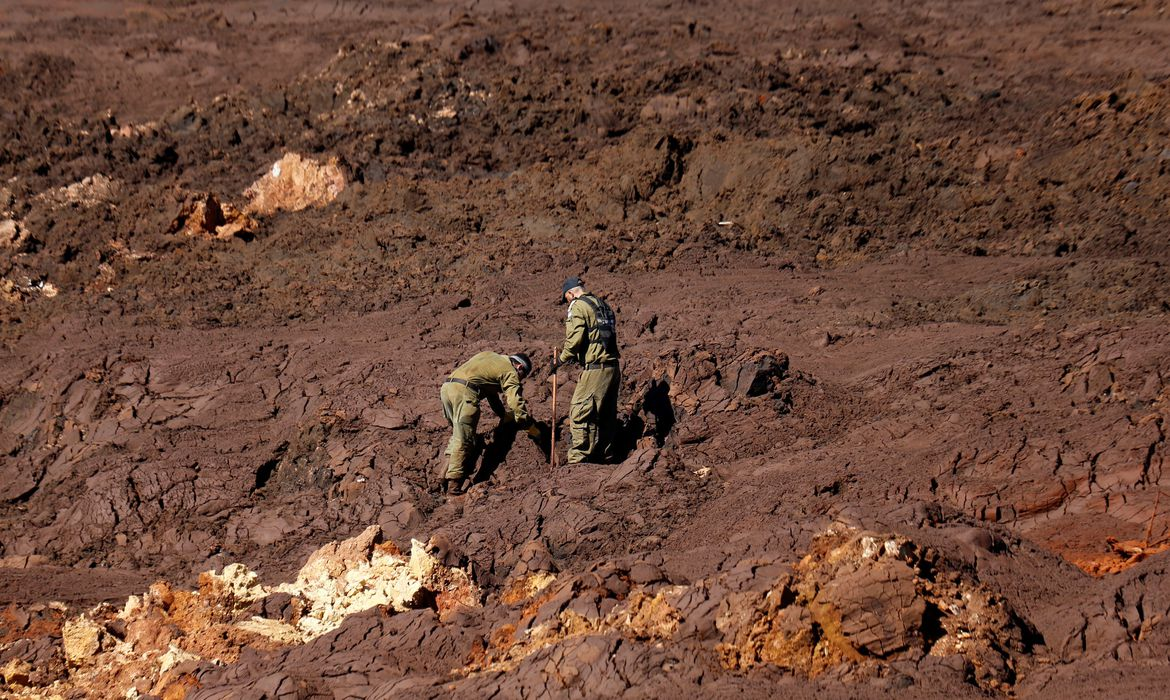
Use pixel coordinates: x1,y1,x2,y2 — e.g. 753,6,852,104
1,658,33,686
629,562,664,585
0,219,19,246
512,540,556,577
103,618,127,640
297,525,382,581
62,618,104,666
251,592,296,621
731,352,789,397
363,406,411,430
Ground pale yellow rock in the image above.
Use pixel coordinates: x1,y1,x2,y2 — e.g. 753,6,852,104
287,545,429,638
205,562,266,605
243,153,346,215
295,524,381,583
62,617,104,665
157,644,201,676
36,174,120,207
236,617,306,645
28,525,482,697
120,594,143,619
1,657,33,685
407,538,437,581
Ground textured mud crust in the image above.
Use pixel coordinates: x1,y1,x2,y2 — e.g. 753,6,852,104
2,1,1170,698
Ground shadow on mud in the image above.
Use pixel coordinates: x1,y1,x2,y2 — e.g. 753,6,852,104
613,378,676,463
466,377,677,478
471,419,552,484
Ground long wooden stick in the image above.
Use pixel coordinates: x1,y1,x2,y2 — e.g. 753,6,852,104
550,347,558,468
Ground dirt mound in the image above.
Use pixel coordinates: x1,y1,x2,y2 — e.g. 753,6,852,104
3,0,1169,340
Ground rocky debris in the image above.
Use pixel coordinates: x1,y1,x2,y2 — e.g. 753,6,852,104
614,344,819,456
109,121,160,139
209,526,480,640
0,218,27,250
716,527,1031,691
466,563,686,677
243,153,346,216
34,174,120,208
269,531,478,637
648,345,806,416
0,277,59,311
0,526,476,698
169,192,256,240
5,525,1043,697
451,526,1031,694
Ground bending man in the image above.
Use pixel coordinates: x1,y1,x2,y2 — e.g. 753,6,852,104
441,351,537,494
552,276,621,464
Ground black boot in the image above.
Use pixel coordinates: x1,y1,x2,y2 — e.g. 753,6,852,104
443,478,467,496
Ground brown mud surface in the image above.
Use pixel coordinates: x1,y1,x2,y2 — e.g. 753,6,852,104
2,0,1170,697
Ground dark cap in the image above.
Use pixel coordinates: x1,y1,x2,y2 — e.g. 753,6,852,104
560,276,583,303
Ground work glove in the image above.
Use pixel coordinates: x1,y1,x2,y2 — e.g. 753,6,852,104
548,357,561,377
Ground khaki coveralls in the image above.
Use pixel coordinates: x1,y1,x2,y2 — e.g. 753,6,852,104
441,352,530,480
559,293,620,463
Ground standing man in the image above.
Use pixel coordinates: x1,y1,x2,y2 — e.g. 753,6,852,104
551,276,621,464
440,351,538,495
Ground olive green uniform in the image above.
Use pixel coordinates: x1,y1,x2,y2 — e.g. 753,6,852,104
559,293,620,463
441,352,530,480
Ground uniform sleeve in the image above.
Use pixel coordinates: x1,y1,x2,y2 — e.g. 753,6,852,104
500,370,529,424
559,303,588,364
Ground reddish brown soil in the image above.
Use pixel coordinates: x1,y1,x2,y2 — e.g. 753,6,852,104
2,0,1170,697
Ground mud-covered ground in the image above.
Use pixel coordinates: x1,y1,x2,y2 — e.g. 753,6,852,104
2,0,1170,697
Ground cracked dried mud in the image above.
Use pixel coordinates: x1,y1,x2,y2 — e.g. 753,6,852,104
2,0,1170,698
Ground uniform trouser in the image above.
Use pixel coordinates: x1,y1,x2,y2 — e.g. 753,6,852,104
567,366,620,464
440,382,480,480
